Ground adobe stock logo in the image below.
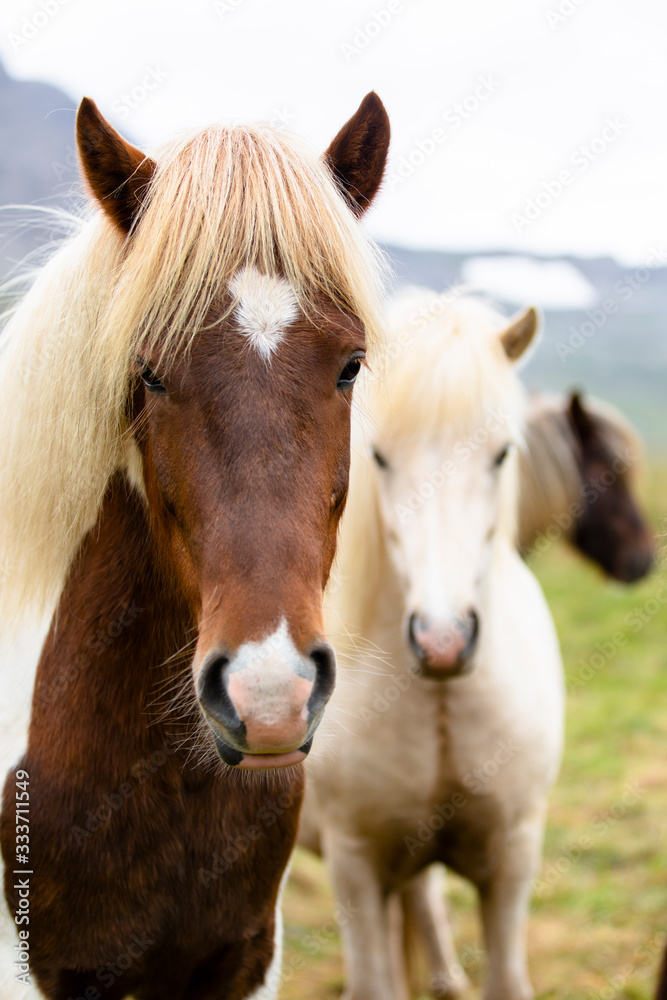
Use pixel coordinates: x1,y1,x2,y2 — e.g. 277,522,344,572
511,118,628,233
7,0,71,52
111,67,168,120
339,0,407,62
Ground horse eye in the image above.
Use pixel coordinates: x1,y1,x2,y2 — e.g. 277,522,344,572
494,444,511,467
337,355,364,390
140,365,166,395
372,447,389,470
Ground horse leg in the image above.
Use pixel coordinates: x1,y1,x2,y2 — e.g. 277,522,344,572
401,866,470,999
477,816,544,1000
656,941,667,1000
387,893,412,1000
324,830,397,1000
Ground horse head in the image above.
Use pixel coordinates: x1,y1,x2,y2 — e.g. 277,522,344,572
75,95,390,767
367,297,539,679
568,392,654,583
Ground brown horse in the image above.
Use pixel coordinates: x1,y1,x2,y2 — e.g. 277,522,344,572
519,391,654,582
0,94,389,999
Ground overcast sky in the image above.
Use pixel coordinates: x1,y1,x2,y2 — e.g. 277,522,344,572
0,0,664,264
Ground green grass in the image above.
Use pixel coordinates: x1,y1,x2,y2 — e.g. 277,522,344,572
281,463,667,999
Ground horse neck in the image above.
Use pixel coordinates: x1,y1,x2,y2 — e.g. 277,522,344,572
28,471,199,777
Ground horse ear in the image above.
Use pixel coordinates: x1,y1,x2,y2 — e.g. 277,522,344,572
499,306,539,364
568,391,596,442
324,92,390,217
76,97,156,234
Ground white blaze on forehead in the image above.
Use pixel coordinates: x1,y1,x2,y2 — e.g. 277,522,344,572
230,266,299,361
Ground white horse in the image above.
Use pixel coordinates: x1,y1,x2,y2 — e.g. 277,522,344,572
298,288,565,1000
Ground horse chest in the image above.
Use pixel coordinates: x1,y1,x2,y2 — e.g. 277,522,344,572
3,754,301,1000
325,673,452,827
327,648,558,890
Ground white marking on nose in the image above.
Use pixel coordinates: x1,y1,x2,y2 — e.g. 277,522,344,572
230,266,299,362
228,618,315,726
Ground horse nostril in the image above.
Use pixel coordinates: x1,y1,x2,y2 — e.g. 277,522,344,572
464,609,480,657
197,653,242,731
408,612,427,657
307,641,336,714
197,653,227,703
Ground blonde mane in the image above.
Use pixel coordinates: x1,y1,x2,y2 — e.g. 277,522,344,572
369,285,527,439
0,124,387,625
327,287,528,640
518,391,644,550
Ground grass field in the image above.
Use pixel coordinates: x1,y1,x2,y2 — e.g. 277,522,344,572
280,463,667,1000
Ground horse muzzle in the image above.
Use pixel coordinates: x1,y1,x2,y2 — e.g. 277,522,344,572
408,609,480,678
195,622,335,769
610,535,655,583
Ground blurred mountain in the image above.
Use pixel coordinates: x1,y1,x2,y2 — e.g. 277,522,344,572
0,59,80,270
0,62,664,452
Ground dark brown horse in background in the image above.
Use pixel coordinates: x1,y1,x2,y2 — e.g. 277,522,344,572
519,390,654,582
0,93,389,999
